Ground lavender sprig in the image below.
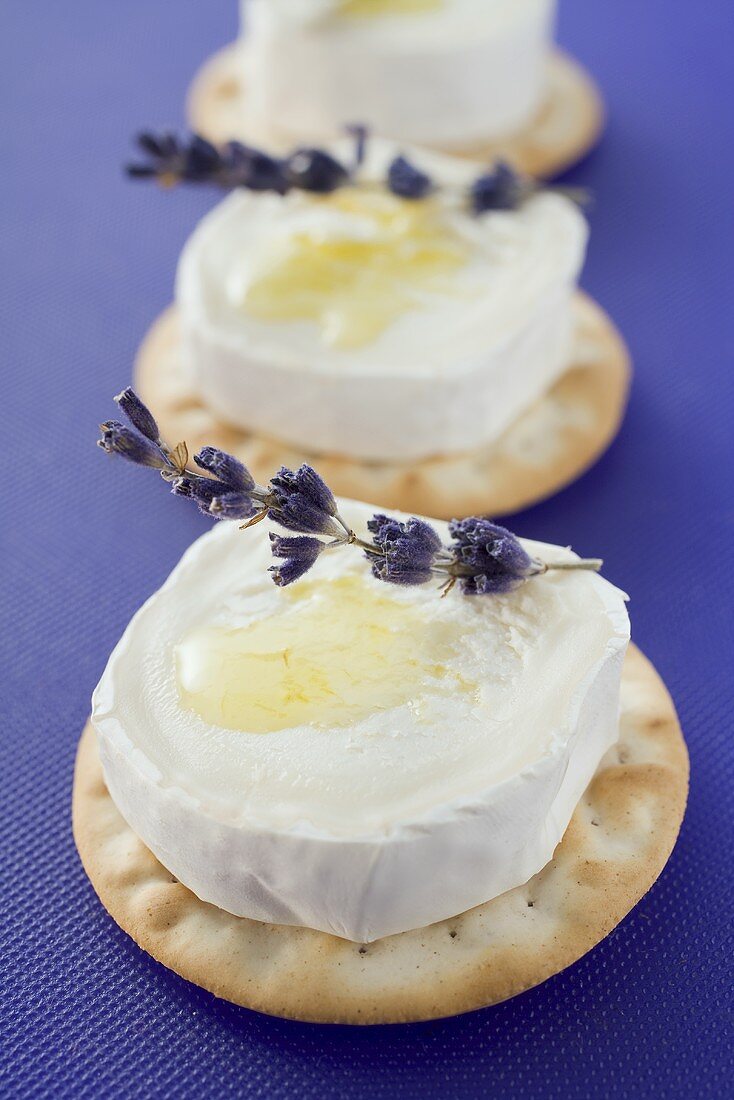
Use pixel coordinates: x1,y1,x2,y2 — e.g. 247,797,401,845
98,391,603,596
127,132,357,196
126,130,589,215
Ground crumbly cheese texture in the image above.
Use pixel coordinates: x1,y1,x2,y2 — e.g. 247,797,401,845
176,142,587,462
92,501,629,940
242,0,556,148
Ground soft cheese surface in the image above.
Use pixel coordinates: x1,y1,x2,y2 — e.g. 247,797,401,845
176,142,587,461
92,500,629,939
235,190,471,349
93,501,627,837
180,184,584,369
243,1,556,149
253,1,549,42
176,574,472,734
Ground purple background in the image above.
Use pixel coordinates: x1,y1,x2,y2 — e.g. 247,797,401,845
1,1,732,1096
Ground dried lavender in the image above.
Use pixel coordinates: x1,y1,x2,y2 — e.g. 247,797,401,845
284,148,350,193
269,535,325,587
126,132,357,195
99,391,603,596
387,155,433,200
470,162,528,214
126,129,588,215
367,514,443,586
267,465,344,538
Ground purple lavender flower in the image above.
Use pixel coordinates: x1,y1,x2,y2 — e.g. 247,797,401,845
184,135,221,181
284,148,350,193
366,513,442,586
267,466,342,537
173,479,258,521
126,131,176,178
171,475,221,512
99,391,261,521
221,142,289,193
209,491,259,521
470,162,525,214
127,132,193,183
99,390,192,479
448,517,535,594
128,132,356,196
100,390,602,597
125,129,588,225
387,155,433,200
98,421,169,469
194,447,255,492
136,131,178,161
114,388,161,442
173,446,258,518
127,132,285,192
269,534,325,587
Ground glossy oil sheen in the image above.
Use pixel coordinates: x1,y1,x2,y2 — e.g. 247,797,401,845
241,190,469,348
175,574,470,733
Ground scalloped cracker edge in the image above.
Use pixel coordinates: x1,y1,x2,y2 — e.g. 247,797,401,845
73,645,687,1025
135,292,630,520
188,46,604,180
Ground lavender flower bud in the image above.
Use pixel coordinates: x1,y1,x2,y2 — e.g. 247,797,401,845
98,422,168,469
171,475,221,514
127,132,185,182
194,447,255,492
137,131,178,159
268,466,341,537
370,559,439,586
223,142,289,193
387,155,432,200
470,162,525,214
448,517,534,595
209,491,259,521
269,534,324,586
184,135,222,181
115,388,160,442
367,514,442,586
284,149,350,193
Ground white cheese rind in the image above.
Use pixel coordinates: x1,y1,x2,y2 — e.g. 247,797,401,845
176,155,588,463
91,501,630,942
241,0,557,149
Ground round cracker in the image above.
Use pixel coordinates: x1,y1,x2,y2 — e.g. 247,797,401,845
73,645,688,1025
134,292,630,520
188,45,604,179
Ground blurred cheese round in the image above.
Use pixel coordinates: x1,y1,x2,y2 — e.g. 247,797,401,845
176,141,587,462
91,499,630,942
241,0,557,149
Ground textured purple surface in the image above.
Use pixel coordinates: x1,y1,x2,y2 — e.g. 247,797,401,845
1,1,733,1096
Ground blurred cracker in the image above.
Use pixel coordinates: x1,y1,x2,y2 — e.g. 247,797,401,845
188,46,604,179
134,292,631,520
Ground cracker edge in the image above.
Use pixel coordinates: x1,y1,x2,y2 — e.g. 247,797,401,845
72,645,688,1025
187,46,604,180
134,292,631,521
